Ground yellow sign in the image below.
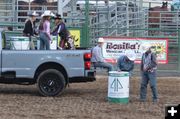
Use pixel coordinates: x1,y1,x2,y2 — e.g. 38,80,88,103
69,30,80,47
57,29,80,47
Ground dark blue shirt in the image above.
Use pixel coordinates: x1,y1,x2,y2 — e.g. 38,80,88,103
51,22,69,39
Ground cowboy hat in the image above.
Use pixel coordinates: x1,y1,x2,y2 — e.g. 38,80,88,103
125,50,136,61
141,43,152,51
98,38,104,43
53,13,62,20
28,11,39,17
41,10,55,17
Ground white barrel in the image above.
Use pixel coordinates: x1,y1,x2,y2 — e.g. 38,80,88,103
108,71,129,104
37,39,40,50
10,36,29,50
50,36,58,50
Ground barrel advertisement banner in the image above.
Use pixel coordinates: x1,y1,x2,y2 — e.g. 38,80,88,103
108,71,129,98
10,37,29,50
102,37,168,64
50,36,58,50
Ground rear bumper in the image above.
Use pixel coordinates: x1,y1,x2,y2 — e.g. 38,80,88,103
69,70,96,83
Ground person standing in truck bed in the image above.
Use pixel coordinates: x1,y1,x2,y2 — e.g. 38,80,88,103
39,10,54,50
51,14,74,50
23,11,38,50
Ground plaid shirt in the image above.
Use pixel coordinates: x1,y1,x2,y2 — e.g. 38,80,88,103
141,51,157,72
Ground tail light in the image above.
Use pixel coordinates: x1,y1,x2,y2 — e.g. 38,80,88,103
84,53,91,70
85,61,91,70
84,53,91,60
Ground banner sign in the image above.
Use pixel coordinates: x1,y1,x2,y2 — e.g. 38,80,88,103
58,29,81,47
102,37,168,64
69,30,80,47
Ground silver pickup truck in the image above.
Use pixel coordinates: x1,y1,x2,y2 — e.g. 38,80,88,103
0,42,95,96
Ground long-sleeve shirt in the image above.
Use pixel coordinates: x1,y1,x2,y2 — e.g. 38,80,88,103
91,45,104,62
141,51,157,72
40,20,51,41
23,19,36,36
117,55,134,71
51,22,68,39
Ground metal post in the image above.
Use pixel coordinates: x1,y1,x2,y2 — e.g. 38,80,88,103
85,0,89,47
95,0,97,37
178,0,180,66
139,0,143,9
178,29,180,71
139,0,143,36
106,0,110,35
58,0,63,17
28,0,30,11
96,0,100,39
14,0,18,23
126,0,129,36
149,2,151,9
115,2,117,35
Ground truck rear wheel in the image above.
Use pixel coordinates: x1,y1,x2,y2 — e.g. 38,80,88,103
37,69,65,96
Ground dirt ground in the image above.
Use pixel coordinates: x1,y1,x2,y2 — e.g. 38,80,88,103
0,75,179,119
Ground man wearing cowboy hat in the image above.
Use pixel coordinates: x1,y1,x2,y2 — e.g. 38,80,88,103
23,11,39,49
117,50,136,76
91,38,113,72
39,10,54,50
140,43,158,103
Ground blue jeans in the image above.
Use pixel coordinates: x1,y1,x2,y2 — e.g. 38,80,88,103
140,71,158,101
93,62,114,72
39,32,50,50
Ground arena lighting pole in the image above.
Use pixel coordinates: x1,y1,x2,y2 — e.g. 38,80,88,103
58,0,63,17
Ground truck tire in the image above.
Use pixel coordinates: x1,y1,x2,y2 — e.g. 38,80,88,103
37,69,65,96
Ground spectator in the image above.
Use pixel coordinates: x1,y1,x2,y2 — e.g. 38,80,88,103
51,14,74,50
117,50,136,76
39,10,54,50
91,38,114,72
23,11,38,49
140,44,158,103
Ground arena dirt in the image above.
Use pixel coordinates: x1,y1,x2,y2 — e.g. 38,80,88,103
0,75,179,119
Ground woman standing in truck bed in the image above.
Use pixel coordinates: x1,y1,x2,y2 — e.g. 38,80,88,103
39,10,54,50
